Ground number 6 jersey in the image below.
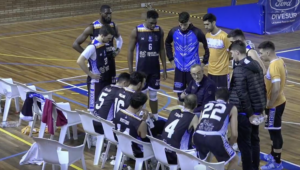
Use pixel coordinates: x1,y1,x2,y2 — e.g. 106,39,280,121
197,100,233,134
161,109,195,149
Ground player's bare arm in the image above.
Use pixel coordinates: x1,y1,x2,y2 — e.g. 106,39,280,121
189,115,199,130
113,24,122,57
73,25,93,53
77,55,100,80
267,81,281,108
137,121,148,138
128,28,137,73
229,106,238,146
248,50,267,74
159,28,168,80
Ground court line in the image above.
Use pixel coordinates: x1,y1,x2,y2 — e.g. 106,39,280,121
0,151,27,161
0,13,203,40
0,128,83,170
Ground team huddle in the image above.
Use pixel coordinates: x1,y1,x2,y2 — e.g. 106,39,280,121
73,5,287,170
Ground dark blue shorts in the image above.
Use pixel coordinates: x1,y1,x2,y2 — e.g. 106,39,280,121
173,67,193,93
142,73,160,91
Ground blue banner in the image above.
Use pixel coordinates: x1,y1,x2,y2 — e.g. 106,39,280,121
258,0,300,34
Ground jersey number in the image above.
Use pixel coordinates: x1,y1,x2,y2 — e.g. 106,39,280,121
114,98,125,116
201,103,226,121
104,57,108,65
164,119,180,138
95,92,108,109
149,43,152,50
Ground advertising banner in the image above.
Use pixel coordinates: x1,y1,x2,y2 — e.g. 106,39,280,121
258,0,300,34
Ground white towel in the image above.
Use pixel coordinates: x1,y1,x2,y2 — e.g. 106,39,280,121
19,142,43,166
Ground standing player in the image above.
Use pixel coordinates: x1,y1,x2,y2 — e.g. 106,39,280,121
73,5,123,85
165,12,209,104
77,24,115,111
202,13,231,88
92,72,130,134
193,88,238,170
161,94,198,164
258,41,286,170
127,10,167,120
227,29,266,74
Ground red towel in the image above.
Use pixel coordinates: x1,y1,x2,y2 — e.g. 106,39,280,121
42,99,68,135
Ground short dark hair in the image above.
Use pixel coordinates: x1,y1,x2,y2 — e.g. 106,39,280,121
130,92,148,109
179,12,190,23
147,10,159,19
229,40,246,54
215,88,230,101
202,13,216,22
99,24,115,36
184,94,197,109
117,72,130,83
100,5,111,12
130,71,146,86
227,29,245,40
258,41,275,51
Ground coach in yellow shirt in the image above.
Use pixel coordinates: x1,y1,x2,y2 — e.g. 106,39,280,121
202,13,231,88
258,41,286,170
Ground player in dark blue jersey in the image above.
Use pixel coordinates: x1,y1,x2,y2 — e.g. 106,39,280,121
73,5,123,85
127,10,167,120
193,88,238,170
93,72,130,134
161,94,199,164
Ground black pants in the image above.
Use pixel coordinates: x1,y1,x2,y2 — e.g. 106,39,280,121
238,114,260,170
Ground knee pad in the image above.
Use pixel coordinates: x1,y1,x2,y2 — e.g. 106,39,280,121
271,130,283,149
177,92,184,102
149,89,158,101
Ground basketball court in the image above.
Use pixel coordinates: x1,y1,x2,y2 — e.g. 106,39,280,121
0,0,300,169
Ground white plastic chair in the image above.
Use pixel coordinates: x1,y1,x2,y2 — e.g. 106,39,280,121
0,78,20,122
54,102,80,144
33,137,86,170
174,147,225,170
76,109,105,165
147,135,179,170
99,117,120,169
113,129,154,170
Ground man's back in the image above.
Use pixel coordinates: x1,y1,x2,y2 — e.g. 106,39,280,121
197,100,233,134
114,87,135,116
94,84,122,120
161,109,195,149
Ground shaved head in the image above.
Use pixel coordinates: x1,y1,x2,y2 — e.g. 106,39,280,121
184,94,197,110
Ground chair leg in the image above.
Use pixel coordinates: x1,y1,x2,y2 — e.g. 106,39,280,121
29,114,38,137
2,97,12,122
60,164,68,170
58,125,68,144
113,148,123,170
42,162,46,170
169,166,178,170
38,122,47,138
93,135,104,165
134,159,144,170
0,94,2,113
14,97,20,112
101,141,111,169
81,155,87,170
52,164,55,170
155,162,160,170
72,125,78,140
67,127,71,140
85,134,91,149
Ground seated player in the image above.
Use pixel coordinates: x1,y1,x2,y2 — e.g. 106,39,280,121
113,92,151,158
161,94,199,165
93,72,130,134
193,88,238,170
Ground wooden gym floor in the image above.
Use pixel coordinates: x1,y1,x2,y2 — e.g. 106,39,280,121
0,0,300,169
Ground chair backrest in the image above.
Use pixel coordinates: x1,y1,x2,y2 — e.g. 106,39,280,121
32,91,54,116
147,135,176,166
76,109,102,136
55,102,81,124
16,83,37,101
99,118,118,144
32,137,63,164
174,147,225,170
0,78,19,96
113,129,154,159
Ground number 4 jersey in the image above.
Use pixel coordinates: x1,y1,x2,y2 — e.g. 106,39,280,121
197,100,233,134
161,109,195,149
94,84,123,121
